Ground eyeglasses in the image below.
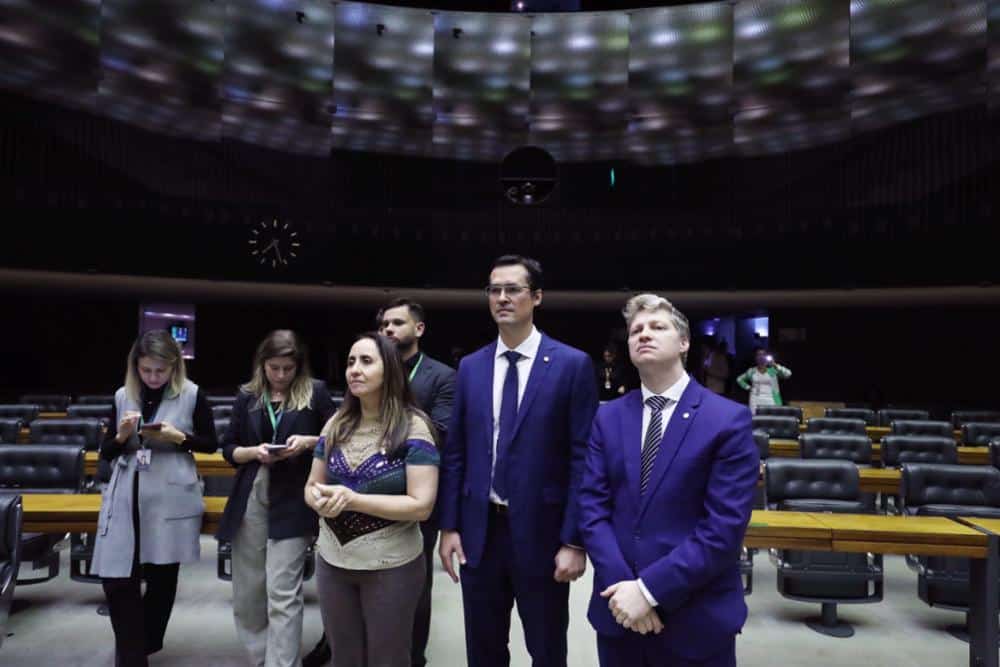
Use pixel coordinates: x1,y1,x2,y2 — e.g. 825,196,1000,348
485,283,532,298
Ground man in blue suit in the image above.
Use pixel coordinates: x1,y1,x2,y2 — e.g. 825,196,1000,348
439,255,599,667
579,294,759,667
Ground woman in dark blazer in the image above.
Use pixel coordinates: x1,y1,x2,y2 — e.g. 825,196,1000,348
216,330,336,667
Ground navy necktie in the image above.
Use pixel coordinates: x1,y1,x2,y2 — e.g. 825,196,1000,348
493,350,522,500
640,395,670,495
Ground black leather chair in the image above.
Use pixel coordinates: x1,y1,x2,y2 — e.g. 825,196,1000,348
0,444,84,584
756,405,803,422
0,494,21,649
825,408,876,425
18,395,71,413
751,416,800,441
753,430,770,460
206,395,237,408
0,419,21,444
882,436,958,467
951,411,1000,429
66,404,113,426
962,423,1000,447
890,420,953,438
806,418,868,436
899,463,1000,641
214,418,230,443
0,405,39,426
764,459,883,638
75,395,115,405
799,433,872,465
29,418,103,451
990,440,1000,469
211,404,234,420
878,409,929,426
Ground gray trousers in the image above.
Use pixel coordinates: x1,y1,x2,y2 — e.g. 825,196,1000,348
315,553,425,667
232,466,311,667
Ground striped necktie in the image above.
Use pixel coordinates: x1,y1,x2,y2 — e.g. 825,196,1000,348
640,395,670,494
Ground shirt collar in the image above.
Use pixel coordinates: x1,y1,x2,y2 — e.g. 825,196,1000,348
403,351,421,371
641,372,690,406
496,326,541,361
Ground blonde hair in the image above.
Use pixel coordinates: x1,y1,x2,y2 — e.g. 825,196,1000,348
124,330,187,402
622,293,691,364
241,330,315,412
321,333,434,458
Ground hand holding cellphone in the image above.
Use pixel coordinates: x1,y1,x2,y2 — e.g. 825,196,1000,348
264,443,288,451
141,422,164,431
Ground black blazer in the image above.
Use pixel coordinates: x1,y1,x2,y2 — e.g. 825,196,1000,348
409,353,456,442
215,379,335,542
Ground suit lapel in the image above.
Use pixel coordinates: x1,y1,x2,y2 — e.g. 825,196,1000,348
511,335,555,440
482,343,498,454
621,391,643,510
639,380,704,518
248,399,265,445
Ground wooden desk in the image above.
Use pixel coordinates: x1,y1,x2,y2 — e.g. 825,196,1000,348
37,412,68,419
82,452,233,477
794,424,963,442
808,512,988,558
768,439,989,465
744,510,831,551
21,494,226,534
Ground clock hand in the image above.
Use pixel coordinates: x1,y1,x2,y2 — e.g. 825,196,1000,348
274,245,283,263
261,239,278,253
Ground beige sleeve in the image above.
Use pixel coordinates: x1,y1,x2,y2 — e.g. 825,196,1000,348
408,414,435,445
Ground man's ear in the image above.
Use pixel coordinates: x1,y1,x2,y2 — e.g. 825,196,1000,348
533,289,543,308
415,321,426,339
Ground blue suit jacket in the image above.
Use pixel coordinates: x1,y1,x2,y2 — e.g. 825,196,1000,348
579,379,758,661
439,333,598,576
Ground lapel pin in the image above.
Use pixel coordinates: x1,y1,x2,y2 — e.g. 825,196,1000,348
543,356,550,363
683,412,690,419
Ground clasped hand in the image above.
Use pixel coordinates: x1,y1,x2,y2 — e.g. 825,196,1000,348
601,580,663,636
309,483,355,518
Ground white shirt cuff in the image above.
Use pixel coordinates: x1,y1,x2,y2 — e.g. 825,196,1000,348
636,578,658,607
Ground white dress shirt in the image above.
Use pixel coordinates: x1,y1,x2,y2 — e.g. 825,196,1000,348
490,325,542,504
636,371,690,607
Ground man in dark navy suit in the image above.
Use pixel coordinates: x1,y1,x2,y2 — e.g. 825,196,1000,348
439,255,598,667
579,294,758,667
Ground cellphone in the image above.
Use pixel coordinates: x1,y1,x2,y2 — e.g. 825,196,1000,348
141,422,164,431
265,443,289,451
765,355,774,363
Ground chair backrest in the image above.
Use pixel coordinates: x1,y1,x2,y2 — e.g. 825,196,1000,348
824,407,876,425
29,418,103,450
750,416,800,440
881,435,958,467
752,430,770,459
805,417,867,436
890,419,953,438
900,464,1000,514
206,395,237,408
0,405,39,425
878,408,929,426
0,494,22,565
0,419,20,445
75,395,115,405
764,459,861,507
755,405,803,422
951,411,1000,429
963,423,1000,446
66,404,113,422
211,404,233,420
17,395,71,413
0,444,84,493
214,418,230,443
990,440,1000,469
799,433,872,464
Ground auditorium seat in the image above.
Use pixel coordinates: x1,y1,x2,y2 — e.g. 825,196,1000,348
211,404,233,420
755,405,803,422
75,395,115,405
764,459,882,637
799,433,872,465
962,422,1000,446
0,444,85,584
753,430,770,460
877,408,929,426
0,494,20,649
18,395,71,413
951,410,1000,429
890,420,953,438
989,440,1000,469
881,436,958,467
206,395,237,408
824,408,876,425
899,463,1000,641
806,418,868,436
214,418,230,443
0,405,39,425
66,404,113,426
29,418,103,451
0,419,21,445
751,416,799,441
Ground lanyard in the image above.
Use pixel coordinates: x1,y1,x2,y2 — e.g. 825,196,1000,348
408,353,424,383
263,392,284,442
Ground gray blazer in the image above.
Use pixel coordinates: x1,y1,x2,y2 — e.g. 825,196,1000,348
92,380,204,578
409,353,456,440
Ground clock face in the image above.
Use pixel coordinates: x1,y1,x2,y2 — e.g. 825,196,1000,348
248,218,300,269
